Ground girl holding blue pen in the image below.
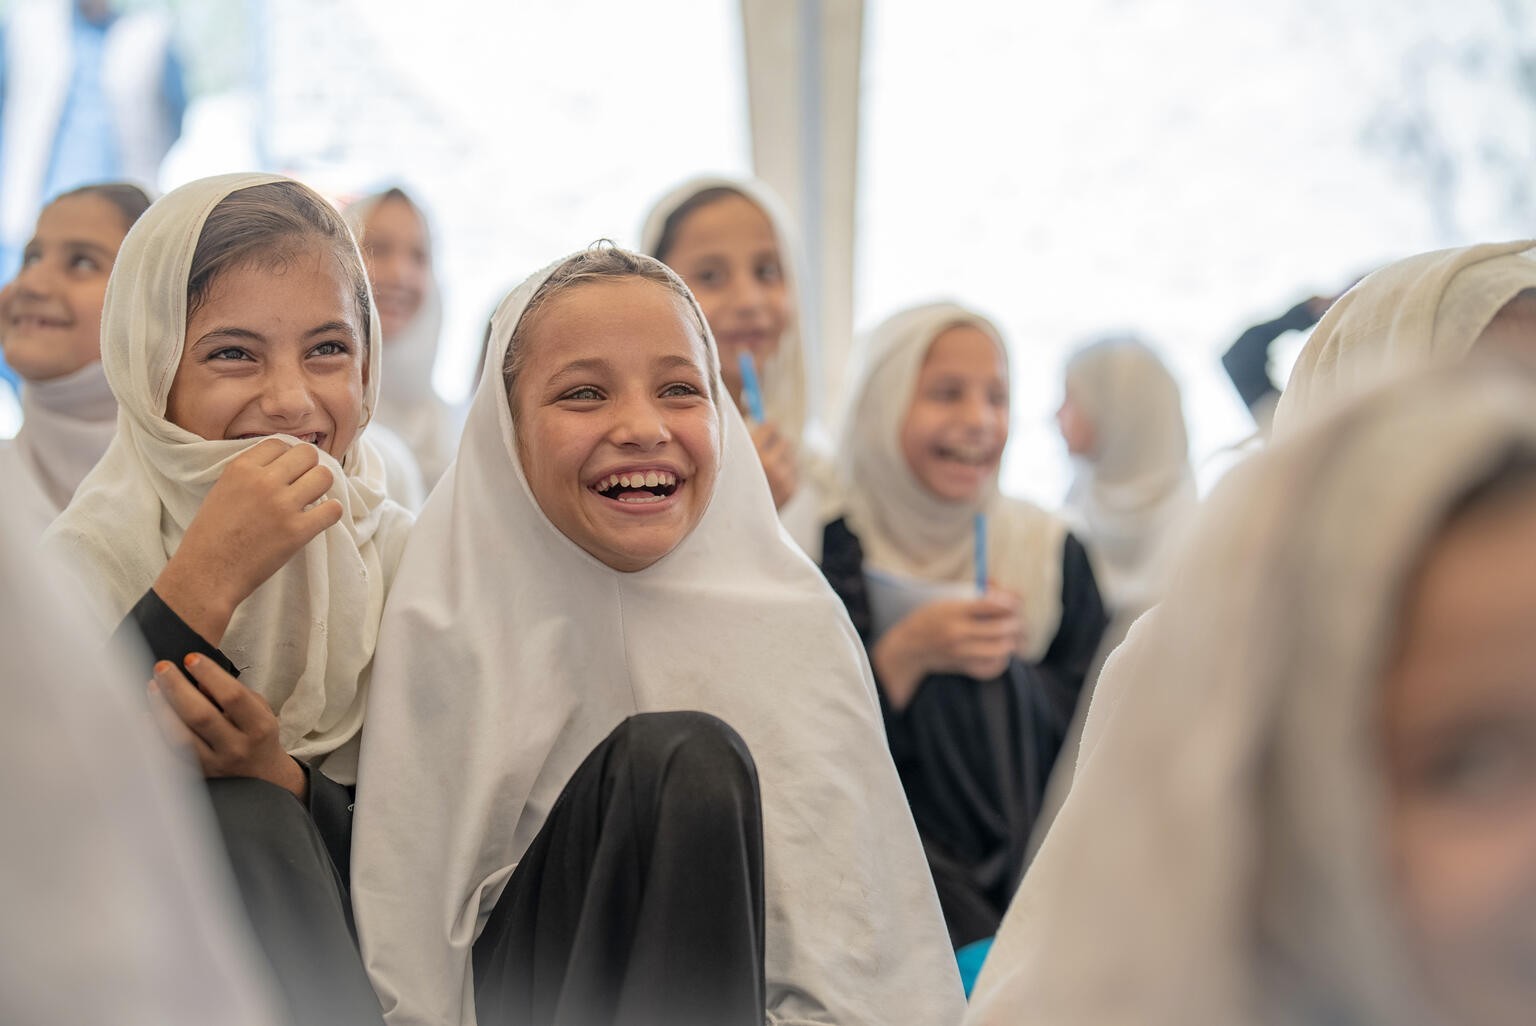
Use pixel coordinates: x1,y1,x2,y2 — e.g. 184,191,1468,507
643,177,834,558
819,301,1109,951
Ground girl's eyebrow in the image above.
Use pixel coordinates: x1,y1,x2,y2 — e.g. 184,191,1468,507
192,321,357,350
549,357,610,379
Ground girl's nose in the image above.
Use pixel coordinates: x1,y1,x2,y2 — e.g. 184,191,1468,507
610,396,670,448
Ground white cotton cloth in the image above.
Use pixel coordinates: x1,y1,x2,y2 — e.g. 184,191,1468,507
0,358,117,536
1273,239,1536,438
642,175,834,557
351,254,963,1026
838,301,1067,662
1062,337,1196,615
344,190,460,487
44,171,413,783
967,364,1536,1026
1,478,286,1026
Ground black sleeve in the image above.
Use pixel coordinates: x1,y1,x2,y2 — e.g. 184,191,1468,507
817,517,914,752
1221,300,1319,413
112,588,240,678
1031,533,1110,732
302,762,358,892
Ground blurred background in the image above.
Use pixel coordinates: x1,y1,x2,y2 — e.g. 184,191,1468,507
3,0,1532,502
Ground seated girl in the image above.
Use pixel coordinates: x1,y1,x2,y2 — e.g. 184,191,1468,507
967,362,1536,1026
643,176,833,557
345,186,459,491
1058,335,1196,622
351,245,962,1026
820,301,1108,947
46,172,414,1026
0,182,150,535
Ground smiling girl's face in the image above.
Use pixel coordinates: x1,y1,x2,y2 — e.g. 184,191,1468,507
165,243,368,459
2,193,130,381
899,324,1010,503
659,192,790,404
510,276,720,573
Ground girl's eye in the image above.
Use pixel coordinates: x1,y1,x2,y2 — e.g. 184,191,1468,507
69,255,101,273
310,340,350,357
692,267,723,288
661,382,701,398
560,385,603,401
989,388,1010,407
20,249,42,267
927,386,965,403
1420,726,1536,802
208,347,252,362
755,261,782,283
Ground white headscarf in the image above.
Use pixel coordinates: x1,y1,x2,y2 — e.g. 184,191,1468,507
345,188,459,487
968,365,1536,1026
351,253,963,1026
1062,336,1196,614
1,463,285,1026
839,301,1067,662
44,172,413,783
0,359,117,535
1273,240,1536,438
641,175,833,556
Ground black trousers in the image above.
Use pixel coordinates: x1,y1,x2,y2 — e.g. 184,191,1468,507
207,777,385,1026
473,711,767,1026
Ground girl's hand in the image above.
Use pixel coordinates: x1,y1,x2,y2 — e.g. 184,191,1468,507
148,653,306,801
153,438,342,645
749,420,799,510
871,590,1024,710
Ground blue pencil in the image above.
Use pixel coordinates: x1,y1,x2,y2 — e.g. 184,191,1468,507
737,351,766,422
974,513,988,595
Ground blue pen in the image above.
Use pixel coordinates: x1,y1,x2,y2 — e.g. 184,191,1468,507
974,513,988,595
737,351,766,423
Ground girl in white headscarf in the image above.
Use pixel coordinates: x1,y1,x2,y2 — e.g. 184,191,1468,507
642,175,834,557
1059,335,1196,618
819,301,1108,948
967,361,1536,1026
1273,239,1536,438
351,245,962,1026
0,181,150,537
345,186,459,489
46,171,412,1026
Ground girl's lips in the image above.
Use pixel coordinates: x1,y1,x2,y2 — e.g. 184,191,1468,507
588,480,686,514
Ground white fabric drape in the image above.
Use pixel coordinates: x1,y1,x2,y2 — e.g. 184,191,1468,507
2,472,285,1026
1274,239,1536,438
0,359,117,536
968,364,1536,1026
45,172,412,782
352,254,963,1026
838,301,1067,662
1062,337,1196,615
641,174,834,556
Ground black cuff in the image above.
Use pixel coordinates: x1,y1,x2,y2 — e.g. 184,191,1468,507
302,762,357,894
114,588,240,678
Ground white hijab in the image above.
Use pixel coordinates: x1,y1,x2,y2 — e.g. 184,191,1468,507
345,189,459,487
0,359,117,536
1062,336,1196,614
839,301,1067,662
968,364,1536,1026
641,175,832,555
1,462,285,1026
1273,239,1536,438
44,172,413,783
351,254,963,1026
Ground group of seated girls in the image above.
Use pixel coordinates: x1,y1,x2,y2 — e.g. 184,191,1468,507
4,168,1536,1026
